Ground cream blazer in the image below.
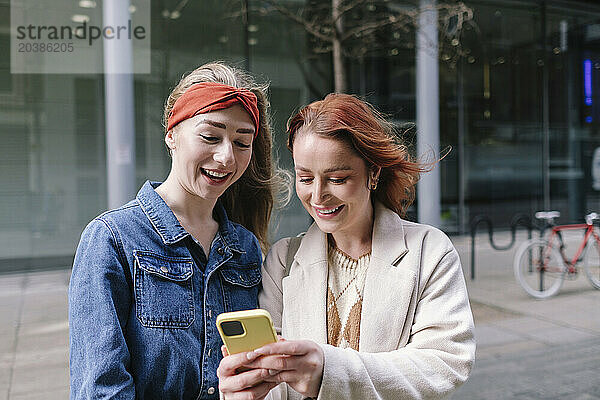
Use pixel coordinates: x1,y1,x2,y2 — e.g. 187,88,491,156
259,202,476,400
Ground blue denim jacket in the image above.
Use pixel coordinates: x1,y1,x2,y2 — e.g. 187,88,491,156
69,181,262,399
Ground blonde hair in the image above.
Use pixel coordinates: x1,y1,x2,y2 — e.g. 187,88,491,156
163,61,290,251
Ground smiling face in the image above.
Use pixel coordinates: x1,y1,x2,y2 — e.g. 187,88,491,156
293,130,378,239
166,103,255,201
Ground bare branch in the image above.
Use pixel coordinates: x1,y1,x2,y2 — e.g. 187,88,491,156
340,2,473,43
437,2,474,38
173,0,190,14
262,0,333,42
249,0,475,93
332,0,368,23
340,10,417,42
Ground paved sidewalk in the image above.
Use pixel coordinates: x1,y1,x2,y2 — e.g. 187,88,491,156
0,230,599,399
451,230,600,399
1,270,70,400
455,231,599,353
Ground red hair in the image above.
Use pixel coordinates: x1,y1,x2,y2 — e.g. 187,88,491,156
287,93,428,217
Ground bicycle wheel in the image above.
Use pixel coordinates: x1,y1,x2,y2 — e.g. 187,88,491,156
514,239,566,298
583,239,600,289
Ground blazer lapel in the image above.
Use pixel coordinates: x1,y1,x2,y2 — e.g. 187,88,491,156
281,223,328,344
359,203,417,352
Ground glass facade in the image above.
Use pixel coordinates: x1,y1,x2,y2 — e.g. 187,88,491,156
2,0,600,270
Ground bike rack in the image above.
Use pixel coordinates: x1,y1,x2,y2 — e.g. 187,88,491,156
469,214,536,280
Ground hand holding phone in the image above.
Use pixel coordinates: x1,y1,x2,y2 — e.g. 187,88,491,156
216,310,323,399
216,309,281,398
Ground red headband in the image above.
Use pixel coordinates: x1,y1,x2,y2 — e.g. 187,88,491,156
167,82,260,137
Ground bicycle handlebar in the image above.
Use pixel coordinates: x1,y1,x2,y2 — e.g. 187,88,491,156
585,212,599,225
535,210,600,226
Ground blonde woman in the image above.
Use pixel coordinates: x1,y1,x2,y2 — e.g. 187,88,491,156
69,62,282,399
218,94,475,400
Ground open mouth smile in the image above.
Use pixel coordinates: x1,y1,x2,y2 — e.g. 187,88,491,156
314,205,344,218
201,168,232,184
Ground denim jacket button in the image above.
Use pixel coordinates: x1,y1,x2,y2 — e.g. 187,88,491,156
207,387,215,395
217,247,224,255
160,266,169,273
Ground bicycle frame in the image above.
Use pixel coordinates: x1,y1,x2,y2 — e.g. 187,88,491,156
515,212,600,297
546,223,600,272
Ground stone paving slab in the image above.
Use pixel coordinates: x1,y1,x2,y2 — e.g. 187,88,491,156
451,338,600,400
475,338,546,360
9,389,69,400
474,324,525,346
10,360,69,397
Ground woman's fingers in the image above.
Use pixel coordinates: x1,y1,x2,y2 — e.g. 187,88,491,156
244,354,294,371
262,369,321,398
262,370,297,384
246,353,322,375
218,352,261,376
251,340,311,357
218,367,270,392
243,340,324,398
217,351,281,398
219,339,323,398
221,381,279,400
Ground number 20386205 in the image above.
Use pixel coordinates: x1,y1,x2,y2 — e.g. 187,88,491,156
18,42,74,53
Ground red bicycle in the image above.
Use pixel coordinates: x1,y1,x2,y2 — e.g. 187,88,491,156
513,211,600,298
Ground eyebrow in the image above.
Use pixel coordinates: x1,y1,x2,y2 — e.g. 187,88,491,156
196,118,255,135
295,165,353,173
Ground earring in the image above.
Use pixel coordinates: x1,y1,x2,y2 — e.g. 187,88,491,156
369,167,381,191
369,179,378,191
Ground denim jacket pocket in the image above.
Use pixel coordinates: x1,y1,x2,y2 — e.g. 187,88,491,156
134,250,195,329
219,264,261,311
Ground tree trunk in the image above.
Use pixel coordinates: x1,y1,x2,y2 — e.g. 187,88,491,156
332,0,346,93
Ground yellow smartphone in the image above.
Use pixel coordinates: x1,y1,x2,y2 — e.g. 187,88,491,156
216,309,277,355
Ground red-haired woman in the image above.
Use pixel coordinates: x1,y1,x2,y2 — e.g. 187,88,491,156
218,93,475,400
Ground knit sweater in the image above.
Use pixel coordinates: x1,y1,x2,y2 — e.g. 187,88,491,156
326,242,371,350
